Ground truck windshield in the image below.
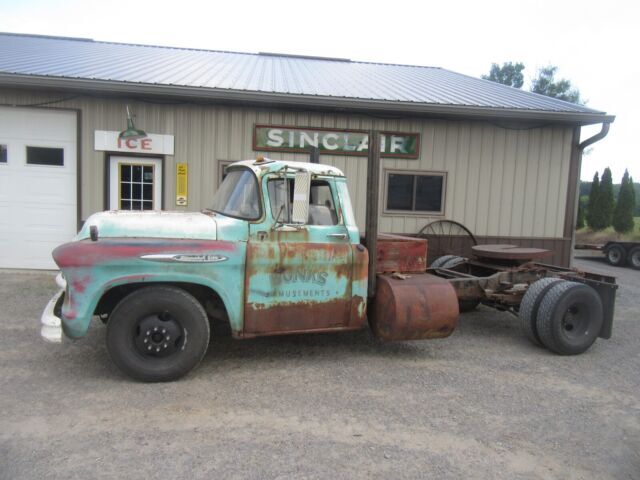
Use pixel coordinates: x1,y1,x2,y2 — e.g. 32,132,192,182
211,169,261,220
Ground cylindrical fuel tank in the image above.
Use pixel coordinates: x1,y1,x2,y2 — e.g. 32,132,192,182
369,273,459,342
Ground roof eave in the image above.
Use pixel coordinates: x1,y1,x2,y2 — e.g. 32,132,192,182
0,74,615,125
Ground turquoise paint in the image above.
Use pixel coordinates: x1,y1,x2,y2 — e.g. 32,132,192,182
245,172,354,314
59,241,247,338
54,160,366,340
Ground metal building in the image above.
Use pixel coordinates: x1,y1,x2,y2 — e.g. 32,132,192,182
0,33,613,269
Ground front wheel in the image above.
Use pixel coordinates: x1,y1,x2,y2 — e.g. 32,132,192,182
106,286,210,382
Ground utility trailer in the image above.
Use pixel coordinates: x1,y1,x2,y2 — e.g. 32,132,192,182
575,241,640,269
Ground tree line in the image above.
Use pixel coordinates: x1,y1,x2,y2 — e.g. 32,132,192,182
577,169,636,233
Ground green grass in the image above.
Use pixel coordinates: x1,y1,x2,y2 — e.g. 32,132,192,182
576,217,640,243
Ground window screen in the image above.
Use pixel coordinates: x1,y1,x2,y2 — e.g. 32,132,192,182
26,146,64,166
386,172,445,213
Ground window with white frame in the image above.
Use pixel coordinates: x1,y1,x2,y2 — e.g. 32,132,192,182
384,170,446,215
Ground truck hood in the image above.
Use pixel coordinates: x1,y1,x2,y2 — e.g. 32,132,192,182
76,211,218,240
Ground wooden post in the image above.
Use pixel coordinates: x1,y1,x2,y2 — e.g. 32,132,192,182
365,130,381,298
309,146,319,164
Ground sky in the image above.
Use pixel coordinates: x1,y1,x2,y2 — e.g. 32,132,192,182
1,0,638,182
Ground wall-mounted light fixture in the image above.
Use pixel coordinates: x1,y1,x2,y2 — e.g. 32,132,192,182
118,105,147,140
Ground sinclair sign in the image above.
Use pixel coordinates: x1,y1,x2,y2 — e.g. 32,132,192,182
253,125,420,159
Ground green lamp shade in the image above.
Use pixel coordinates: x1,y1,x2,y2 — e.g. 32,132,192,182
118,117,147,139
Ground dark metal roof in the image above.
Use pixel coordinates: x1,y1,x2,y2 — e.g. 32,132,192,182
0,32,613,124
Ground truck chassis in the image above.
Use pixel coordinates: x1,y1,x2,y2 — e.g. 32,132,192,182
425,244,617,355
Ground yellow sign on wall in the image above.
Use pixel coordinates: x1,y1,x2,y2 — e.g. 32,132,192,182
176,163,188,206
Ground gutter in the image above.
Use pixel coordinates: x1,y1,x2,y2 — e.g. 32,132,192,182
0,73,616,125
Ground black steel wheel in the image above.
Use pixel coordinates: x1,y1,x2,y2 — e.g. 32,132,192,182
536,281,603,355
417,220,477,265
627,246,640,270
606,244,626,267
518,277,563,346
106,286,210,382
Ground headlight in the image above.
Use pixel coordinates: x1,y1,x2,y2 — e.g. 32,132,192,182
55,272,67,290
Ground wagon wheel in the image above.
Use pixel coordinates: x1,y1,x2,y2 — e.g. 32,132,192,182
417,220,477,265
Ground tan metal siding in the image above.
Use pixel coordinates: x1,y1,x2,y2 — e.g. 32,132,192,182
0,89,573,240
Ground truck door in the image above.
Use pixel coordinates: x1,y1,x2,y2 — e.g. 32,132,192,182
244,175,356,336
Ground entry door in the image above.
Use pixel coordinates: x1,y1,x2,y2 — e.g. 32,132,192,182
109,156,162,210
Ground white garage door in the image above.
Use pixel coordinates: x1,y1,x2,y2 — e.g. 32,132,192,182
0,107,77,269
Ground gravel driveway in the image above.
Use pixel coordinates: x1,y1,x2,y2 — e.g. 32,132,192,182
0,254,638,479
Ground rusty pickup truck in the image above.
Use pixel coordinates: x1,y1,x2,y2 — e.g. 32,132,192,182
41,157,617,381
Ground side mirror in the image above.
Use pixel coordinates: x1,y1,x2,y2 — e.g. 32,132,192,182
291,171,311,224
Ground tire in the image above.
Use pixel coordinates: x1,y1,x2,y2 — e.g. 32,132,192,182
536,281,603,355
519,277,564,346
441,256,478,311
106,286,210,382
606,244,626,267
441,256,466,270
430,255,458,268
627,246,640,270
458,299,480,313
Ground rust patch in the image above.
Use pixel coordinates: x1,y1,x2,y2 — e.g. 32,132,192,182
352,245,369,282
369,273,459,342
349,295,367,328
244,298,358,335
53,238,237,268
376,234,427,274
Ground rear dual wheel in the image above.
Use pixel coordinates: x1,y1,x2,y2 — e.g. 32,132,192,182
627,246,640,270
519,277,563,346
106,286,210,382
520,279,603,355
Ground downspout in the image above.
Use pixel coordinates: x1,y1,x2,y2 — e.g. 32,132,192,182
579,122,610,151
569,122,612,265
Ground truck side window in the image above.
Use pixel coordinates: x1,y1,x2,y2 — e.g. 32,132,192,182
308,181,338,225
267,178,338,225
268,178,292,223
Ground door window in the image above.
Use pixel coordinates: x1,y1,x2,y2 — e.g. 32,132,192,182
119,163,154,210
267,178,339,225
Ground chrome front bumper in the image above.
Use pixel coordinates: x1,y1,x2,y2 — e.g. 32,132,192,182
40,273,66,343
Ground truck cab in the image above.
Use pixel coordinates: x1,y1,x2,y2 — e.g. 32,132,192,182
41,158,371,381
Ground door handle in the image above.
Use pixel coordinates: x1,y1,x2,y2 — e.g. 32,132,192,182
326,233,347,239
